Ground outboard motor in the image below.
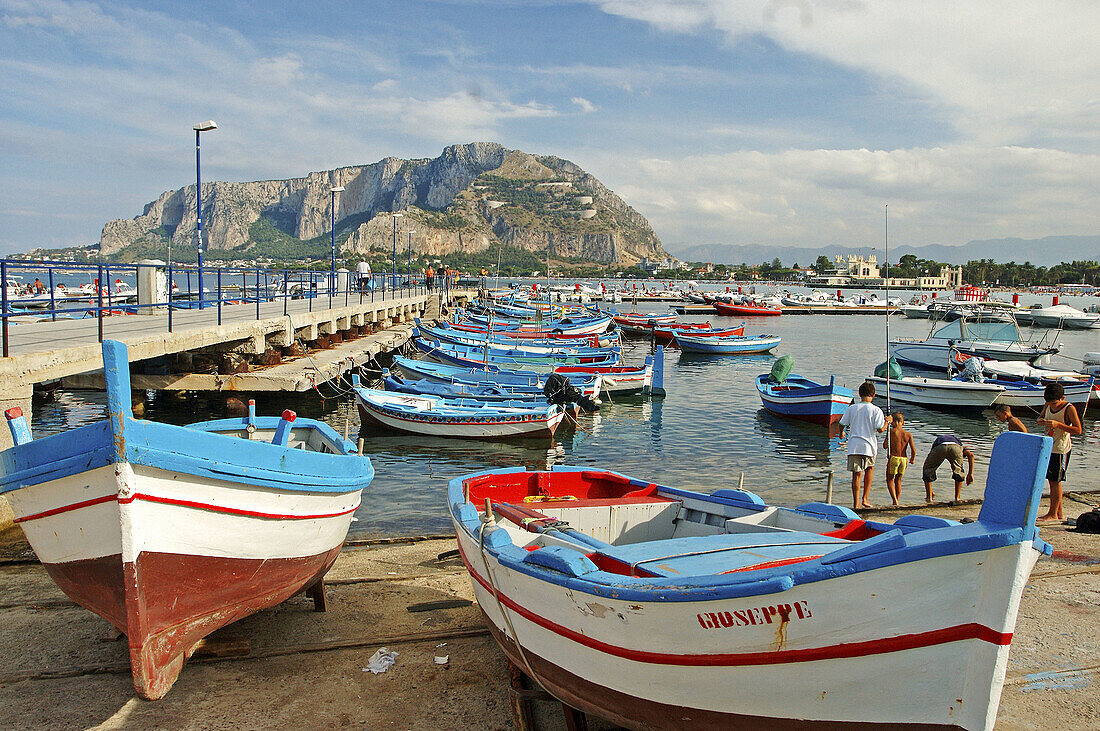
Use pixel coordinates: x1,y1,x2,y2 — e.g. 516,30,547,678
543,373,599,413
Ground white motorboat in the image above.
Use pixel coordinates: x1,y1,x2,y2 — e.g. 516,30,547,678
868,375,1004,410
1026,304,1100,329
889,316,1058,370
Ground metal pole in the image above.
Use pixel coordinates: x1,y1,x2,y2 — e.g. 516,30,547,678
308,271,313,312
167,263,174,332
407,232,413,290
1,260,8,358
392,214,399,291
195,128,205,310
48,267,56,322
256,268,261,320
283,270,289,316
217,268,223,325
885,204,891,416
330,189,337,309
96,263,104,343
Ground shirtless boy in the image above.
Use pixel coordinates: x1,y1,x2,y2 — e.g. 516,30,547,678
883,412,916,506
994,404,1027,433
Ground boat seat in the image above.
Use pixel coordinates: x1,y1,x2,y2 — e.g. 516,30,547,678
599,532,853,578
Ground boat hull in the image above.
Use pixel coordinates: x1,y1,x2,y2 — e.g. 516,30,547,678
888,341,1052,370
756,375,854,425
8,462,357,699
454,524,1036,730
356,398,563,439
868,377,1003,409
714,302,781,316
676,334,782,354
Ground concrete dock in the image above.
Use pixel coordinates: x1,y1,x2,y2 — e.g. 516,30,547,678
0,499,1095,730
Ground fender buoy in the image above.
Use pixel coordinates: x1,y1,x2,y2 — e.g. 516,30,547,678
921,295,928,303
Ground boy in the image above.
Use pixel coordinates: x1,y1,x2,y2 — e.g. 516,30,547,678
882,412,916,506
1037,382,1082,522
994,403,1027,433
839,381,887,510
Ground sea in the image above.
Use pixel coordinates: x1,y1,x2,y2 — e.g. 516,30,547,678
29,286,1100,538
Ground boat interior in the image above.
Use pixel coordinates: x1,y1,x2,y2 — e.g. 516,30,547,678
462,469,957,579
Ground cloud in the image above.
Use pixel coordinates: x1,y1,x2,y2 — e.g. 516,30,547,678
592,1,1100,147
591,145,1100,248
571,96,596,113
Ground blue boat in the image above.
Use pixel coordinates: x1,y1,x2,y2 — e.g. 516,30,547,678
391,355,602,397
755,373,854,425
0,340,374,700
354,386,566,439
413,338,621,371
416,319,619,350
675,333,782,354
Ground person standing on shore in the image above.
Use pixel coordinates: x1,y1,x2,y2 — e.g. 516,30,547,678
883,412,916,506
839,381,887,509
1036,382,1082,522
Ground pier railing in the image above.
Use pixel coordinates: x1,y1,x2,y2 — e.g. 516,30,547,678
0,259,452,357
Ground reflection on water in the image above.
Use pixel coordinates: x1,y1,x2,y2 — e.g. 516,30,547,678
28,313,1099,538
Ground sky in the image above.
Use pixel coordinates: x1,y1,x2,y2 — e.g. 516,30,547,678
1,0,1098,256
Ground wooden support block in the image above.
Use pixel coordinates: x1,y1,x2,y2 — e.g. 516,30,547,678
254,348,282,366
562,703,589,731
306,579,327,612
282,342,307,358
190,636,251,659
508,660,535,731
329,332,343,344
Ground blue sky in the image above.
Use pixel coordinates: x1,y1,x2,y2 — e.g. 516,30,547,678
1,0,1098,255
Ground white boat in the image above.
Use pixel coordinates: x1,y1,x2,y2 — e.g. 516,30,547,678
1026,304,1099,329
450,432,1055,730
889,316,1058,370
868,375,1004,409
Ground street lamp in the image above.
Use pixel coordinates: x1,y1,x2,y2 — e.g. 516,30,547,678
407,230,416,286
330,186,345,301
391,212,402,290
192,120,217,309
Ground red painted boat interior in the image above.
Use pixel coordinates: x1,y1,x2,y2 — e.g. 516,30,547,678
465,470,663,506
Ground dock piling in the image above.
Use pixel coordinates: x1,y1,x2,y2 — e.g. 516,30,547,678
826,470,834,504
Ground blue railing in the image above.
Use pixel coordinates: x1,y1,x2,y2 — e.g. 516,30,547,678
0,259,449,357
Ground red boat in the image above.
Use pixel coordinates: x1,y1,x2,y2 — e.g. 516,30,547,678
653,322,745,344
714,301,782,317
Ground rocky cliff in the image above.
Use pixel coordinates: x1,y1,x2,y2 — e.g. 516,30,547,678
100,143,666,265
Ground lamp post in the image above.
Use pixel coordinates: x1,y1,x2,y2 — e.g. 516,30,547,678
330,186,345,300
192,120,217,310
407,230,415,287
391,212,402,291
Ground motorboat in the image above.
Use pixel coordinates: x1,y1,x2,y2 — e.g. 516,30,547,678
889,316,1058,370
868,375,1004,410
1025,304,1099,329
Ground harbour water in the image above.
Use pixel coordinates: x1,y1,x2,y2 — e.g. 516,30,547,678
30,296,1099,538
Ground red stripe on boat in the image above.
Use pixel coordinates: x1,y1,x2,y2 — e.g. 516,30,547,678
118,493,360,521
15,493,118,523
457,541,1011,666
721,555,824,573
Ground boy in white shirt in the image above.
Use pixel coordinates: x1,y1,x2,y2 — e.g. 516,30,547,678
839,381,887,509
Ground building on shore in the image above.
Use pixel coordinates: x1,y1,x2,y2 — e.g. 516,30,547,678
811,254,963,289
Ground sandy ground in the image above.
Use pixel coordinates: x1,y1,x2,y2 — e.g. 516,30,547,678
0,496,1097,730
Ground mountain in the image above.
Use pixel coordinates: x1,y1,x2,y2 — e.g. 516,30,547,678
669,236,1100,268
99,142,665,266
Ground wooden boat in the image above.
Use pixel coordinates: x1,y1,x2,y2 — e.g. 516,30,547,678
354,387,565,439
554,363,653,395
653,322,744,344
675,333,782,354
392,356,602,398
713,301,782,317
420,320,619,349
449,432,1054,730
611,312,678,335
868,375,1004,409
0,341,373,700
414,338,621,372
462,312,612,335
755,374,854,425
381,372,588,415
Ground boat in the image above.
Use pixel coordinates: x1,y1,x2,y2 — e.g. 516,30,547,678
756,374,853,425
421,320,619,349
416,322,617,355
867,375,1004,410
449,432,1054,730
392,355,602,398
889,316,1058,370
553,362,653,395
611,312,678,335
713,301,782,317
413,337,621,372
354,386,565,439
0,341,374,700
381,372,595,413
950,350,1094,387
653,322,744,344
947,356,1093,409
461,311,612,336
1025,304,1099,329
675,333,782,354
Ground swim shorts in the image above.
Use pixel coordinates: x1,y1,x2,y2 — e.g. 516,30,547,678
887,455,908,477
